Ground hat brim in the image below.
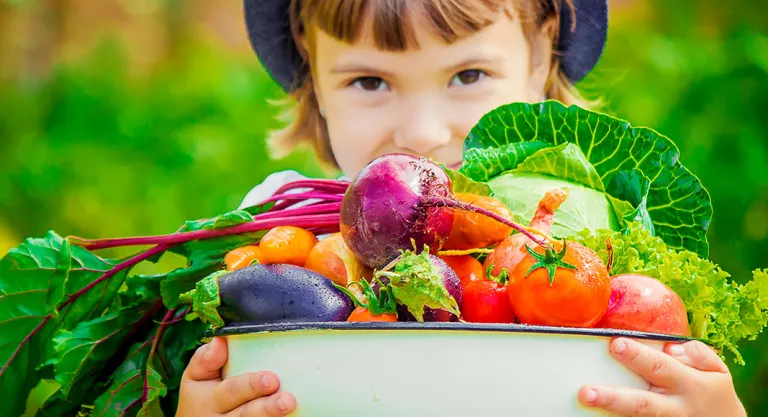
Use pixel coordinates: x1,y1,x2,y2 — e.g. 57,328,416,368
243,0,607,92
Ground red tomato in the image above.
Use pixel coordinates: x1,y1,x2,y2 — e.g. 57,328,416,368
508,240,611,328
438,255,484,286
461,279,516,323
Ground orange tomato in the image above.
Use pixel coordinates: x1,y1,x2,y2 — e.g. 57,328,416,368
443,193,515,250
438,255,485,287
224,245,264,271
347,307,398,322
259,226,318,266
304,233,372,287
507,240,611,328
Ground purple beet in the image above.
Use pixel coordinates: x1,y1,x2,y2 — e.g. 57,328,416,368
340,153,455,269
339,153,549,270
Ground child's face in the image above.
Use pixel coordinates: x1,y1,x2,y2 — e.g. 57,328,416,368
310,9,552,177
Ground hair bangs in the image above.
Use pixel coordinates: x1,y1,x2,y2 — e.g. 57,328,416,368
296,0,518,51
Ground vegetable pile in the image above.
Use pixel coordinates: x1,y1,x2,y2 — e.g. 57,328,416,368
2,101,767,417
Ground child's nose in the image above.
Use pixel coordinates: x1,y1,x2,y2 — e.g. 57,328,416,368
392,105,452,155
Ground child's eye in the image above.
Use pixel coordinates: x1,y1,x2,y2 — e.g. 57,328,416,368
351,76,389,92
450,69,487,86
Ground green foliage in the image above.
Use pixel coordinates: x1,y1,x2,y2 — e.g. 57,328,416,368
1,0,767,414
0,37,328,274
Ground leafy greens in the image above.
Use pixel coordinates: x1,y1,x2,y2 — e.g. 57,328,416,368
459,101,712,257
0,208,278,417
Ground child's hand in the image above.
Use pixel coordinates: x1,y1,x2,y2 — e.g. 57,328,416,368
578,338,747,416
177,337,296,416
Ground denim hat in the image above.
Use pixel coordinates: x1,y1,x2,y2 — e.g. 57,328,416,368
244,0,608,92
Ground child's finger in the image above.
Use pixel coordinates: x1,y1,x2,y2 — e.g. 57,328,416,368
609,338,691,389
224,392,297,417
578,384,681,416
664,340,729,374
213,371,282,413
181,337,228,382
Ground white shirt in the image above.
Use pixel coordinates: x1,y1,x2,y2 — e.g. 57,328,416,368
238,170,350,240
237,170,313,210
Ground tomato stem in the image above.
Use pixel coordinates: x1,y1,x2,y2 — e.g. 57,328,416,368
486,264,509,286
523,240,578,285
334,276,397,316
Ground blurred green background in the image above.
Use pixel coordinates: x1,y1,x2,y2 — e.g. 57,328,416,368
1,0,767,414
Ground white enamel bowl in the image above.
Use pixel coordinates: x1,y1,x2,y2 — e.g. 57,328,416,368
218,322,690,417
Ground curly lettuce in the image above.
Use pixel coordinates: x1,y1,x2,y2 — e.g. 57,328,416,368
572,223,768,364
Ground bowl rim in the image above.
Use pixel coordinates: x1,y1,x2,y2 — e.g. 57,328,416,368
210,321,695,343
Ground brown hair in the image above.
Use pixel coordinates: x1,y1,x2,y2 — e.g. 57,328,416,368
267,0,592,170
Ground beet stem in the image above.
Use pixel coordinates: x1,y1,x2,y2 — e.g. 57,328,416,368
437,248,494,256
266,198,340,212
143,309,176,403
427,197,550,248
272,179,349,196
123,399,142,415
259,191,343,205
73,213,339,251
0,316,52,377
256,202,342,221
62,244,170,305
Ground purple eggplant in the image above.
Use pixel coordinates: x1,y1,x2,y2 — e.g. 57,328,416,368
179,264,355,328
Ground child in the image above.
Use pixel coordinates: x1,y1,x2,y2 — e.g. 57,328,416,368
176,0,748,416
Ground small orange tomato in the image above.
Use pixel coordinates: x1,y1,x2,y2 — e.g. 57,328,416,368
304,233,372,287
259,226,318,266
443,193,515,250
347,307,398,322
224,245,263,271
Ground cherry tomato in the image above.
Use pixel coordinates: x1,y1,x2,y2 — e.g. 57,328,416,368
347,307,398,322
224,245,263,271
259,226,318,266
508,240,610,328
443,193,514,250
461,279,516,324
438,254,484,286
337,277,398,322
304,233,372,286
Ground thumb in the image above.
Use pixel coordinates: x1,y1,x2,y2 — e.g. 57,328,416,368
182,336,228,382
665,340,729,374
